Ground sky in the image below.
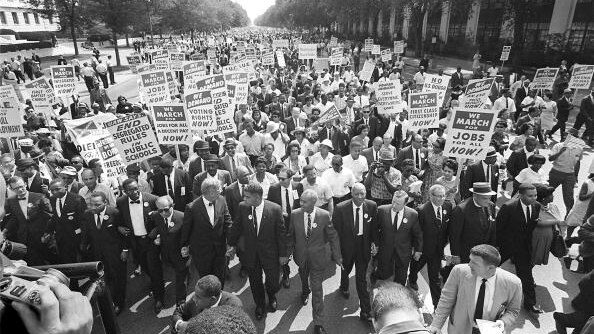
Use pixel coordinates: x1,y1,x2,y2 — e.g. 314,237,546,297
232,0,275,25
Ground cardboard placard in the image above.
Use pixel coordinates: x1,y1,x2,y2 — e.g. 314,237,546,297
408,92,440,130
443,109,498,160
152,103,191,144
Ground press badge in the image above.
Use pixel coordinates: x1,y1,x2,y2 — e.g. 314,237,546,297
180,187,186,196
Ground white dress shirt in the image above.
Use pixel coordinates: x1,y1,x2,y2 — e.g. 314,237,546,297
475,274,497,316
252,201,265,235
95,207,107,228
280,184,294,215
304,207,316,235
390,208,405,230
431,203,442,222
520,200,532,222
18,192,29,219
352,202,364,235
202,197,215,226
55,195,65,218
129,194,147,236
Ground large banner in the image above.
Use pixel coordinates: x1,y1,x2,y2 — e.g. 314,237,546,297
24,76,55,119
408,92,440,130
530,68,559,90
169,52,185,71
224,72,249,105
127,54,142,73
422,74,451,107
272,39,289,49
375,81,403,115
50,66,77,96
359,61,375,82
151,50,169,70
140,70,171,106
0,85,24,137
312,105,341,126
569,64,594,90
298,44,318,59
152,103,191,145
103,113,160,165
443,109,498,160
462,78,494,109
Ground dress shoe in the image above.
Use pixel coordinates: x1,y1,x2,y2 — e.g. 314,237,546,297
268,298,277,312
281,276,290,289
255,306,265,320
553,312,567,334
301,292,310,306
339,288,350,299
408,281,419,291
154,301,163,314
359,312,371,322
525,304,544,314
314,325,327,334
113,305,122,315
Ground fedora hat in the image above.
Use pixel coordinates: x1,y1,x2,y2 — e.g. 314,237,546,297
60,166,78,176
319,139,334,150
469,182,496,196
485,146,497,158
265,122,280,134
291,126,306,136
223,138,237,148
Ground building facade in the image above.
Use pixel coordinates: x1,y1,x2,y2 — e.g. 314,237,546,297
0,0,58,36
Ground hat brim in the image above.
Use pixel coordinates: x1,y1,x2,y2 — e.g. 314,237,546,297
469,188,497,196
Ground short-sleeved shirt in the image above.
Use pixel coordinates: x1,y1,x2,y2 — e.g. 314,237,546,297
370,167,402,200
310,152,334,173
551,142,582,174
239,131,265,156
342,154,369,182
302,178,334,207
322,168,356,197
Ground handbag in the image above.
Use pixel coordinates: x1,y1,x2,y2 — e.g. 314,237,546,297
550,226,568,258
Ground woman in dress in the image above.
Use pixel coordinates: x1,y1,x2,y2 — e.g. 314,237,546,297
248,156,279,199
510,123,534,151
309,139,334,173
421,138,446,202
565,173,594,238
436,158,459,207
472,50,481,70
513,154,547,195
541,91,557,141
533,184,562,265
282,141,307,182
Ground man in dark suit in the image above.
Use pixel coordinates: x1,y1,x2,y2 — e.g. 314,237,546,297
220,138,253,181
395,134,428,176
152,159,191,212
460,146,499,201
374,190,423,285
80,191,127,314
3,176,52,266
407,184,452,308
496,183,543,313
361,137,383,168
286,107,309,140
149,195,187,306
514,79,530,121
332,183,377,322
287,189,342,334
506,136,538,180
339,97,357,126
267,168,304,289
47,178,87,264
353,105,381,142
116,178,164,313
192,154,232,198
224,166,251,222
450,182,497,264
188,140,212,181
450,66,464,89
16,157,49,196
550,88,574,140
228,182,286,320
317,120,350,156
554,269,594,334
171,275,243,334
181,178,233,286
574,89,594,144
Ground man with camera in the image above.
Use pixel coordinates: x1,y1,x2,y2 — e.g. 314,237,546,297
363,150,402,207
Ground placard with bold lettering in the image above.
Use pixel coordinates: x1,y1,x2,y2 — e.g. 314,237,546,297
444,109,498,160
408,92,439,130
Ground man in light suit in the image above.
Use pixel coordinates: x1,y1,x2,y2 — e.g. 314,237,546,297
181,178,233,286
192,154,232,198
287,189,342,334
171,275,243,334
332,183,377,322
220,138,253,182
374,190,423,285
428,245,523,334
228,182,287,320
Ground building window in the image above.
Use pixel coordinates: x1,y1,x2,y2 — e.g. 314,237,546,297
12,12,18,24
23,12,29,24
34,13,39,24
0,12,6,24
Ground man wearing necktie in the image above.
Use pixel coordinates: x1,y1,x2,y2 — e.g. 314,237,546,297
287,189,342,334
228,182,287,321
496,183,543,314
149,196,187,306
395,134,428,178
221,138,253,182
3,176,52,266
47,178,87,264
460,147,499,201
374,190,422,285
116,178,164,314
428,245,523,334
408,184,452,308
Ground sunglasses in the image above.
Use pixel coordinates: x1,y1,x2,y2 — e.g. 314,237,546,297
158,207,172,213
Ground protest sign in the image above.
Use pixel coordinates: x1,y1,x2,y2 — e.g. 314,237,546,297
364,38,373,52
140,70,171,106
0,85,24,137
314,58,329,73
462,78,495,109
137,64,157,73
103,113,160,165
183,60,207,92
50,66,76,96
151,50,169,70
394,40,404,54
93,134,126,178
24,76,55,119
375,81,403,115
165,71,179,96
500,46,511,61
207,48,217,59
224,72,249,105
276,50,286,67
189,53,205,61
381,49,392,62
169,52,185,71
262,51,275,66
312,105,341,126
408,92,440,130
245,48,256,62
569,64,594,89
329,36,338,46
359,61,375,82
187,74,236,136
205,74,236,136
185,90,214,133
152,103,191,144
372,44,381,55
299,44,318,59
127,54,142,73
422,74,451,107
236,41,246,53
330,47,343,66
444,109,498,160
272,39,289,49
530,68,559,90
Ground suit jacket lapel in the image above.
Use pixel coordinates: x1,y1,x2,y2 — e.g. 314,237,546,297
259,204,267,235
346,200,355,235
488,270,507,320
465,271,477,323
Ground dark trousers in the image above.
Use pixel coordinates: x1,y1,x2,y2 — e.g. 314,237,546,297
98,73,109,88
503,253,536,307
408,254,442,307
333,194,351,205
247,255,279,308
134,237,165,302
14,70,26,83
549,169,576,214
102,250,127,308
339,236,371,313
166,260,188,303
549,119,567,138
573,112,594,142
555,310,590,334
56,236,80,264
393,259,410,286
108,67,115,84
84,76,94,91
194,250,227,288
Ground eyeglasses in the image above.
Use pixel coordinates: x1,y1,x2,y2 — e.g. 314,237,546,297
10,185,26,191
158,207,172,213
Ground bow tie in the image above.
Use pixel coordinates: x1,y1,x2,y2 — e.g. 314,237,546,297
130,200,140,204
